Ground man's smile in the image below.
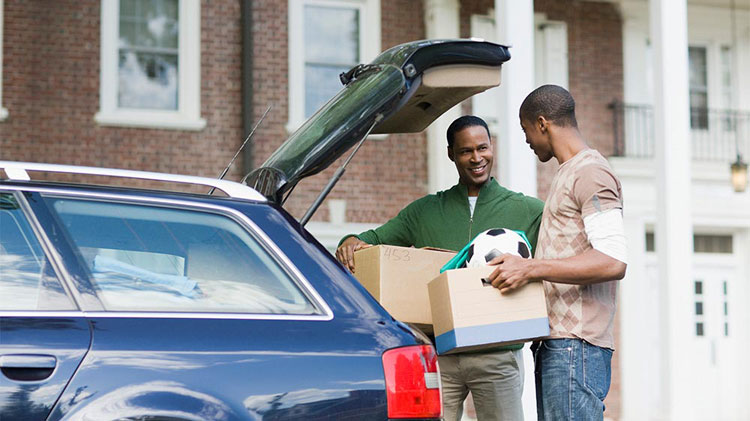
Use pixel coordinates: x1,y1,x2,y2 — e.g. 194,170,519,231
470,163,487,174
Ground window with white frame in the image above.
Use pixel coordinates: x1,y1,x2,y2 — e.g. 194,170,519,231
96,0,205,130
0,0,7,122
287,0,380,132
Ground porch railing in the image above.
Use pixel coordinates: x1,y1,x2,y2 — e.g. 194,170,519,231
610,101,750,162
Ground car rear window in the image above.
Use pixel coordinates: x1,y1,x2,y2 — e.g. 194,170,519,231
47,197,319,315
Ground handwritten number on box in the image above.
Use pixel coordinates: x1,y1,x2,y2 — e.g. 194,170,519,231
384,248,411,262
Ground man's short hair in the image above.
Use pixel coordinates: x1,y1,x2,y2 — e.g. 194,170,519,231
446,115,491,148
520,84,578,128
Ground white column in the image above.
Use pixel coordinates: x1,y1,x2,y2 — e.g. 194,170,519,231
649,1,694,419
495,0,537,197
424,0,461,194
619,214,656,420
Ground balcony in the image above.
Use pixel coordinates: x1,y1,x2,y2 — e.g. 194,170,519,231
610,101,750,162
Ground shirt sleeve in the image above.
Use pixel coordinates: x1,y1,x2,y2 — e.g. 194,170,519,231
573,163,623,219
524,197,544,257
339,200,420,247
583,208,628,264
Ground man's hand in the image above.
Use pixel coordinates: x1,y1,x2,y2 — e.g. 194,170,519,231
486,254,537,294
336,236,372,273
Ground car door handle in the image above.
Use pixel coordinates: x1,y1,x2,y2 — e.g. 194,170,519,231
0,354,57,381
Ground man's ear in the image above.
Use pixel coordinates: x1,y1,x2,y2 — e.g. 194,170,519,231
537,116,549,134
447,146,455,162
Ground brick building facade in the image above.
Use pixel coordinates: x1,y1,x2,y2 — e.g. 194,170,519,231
0,0,624,418
0,1,246,182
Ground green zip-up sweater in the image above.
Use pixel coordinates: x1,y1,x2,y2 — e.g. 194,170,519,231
352,178,543,253
345,178,544,352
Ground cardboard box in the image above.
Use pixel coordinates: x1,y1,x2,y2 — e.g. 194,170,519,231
428,266,549,354
353,245,455,326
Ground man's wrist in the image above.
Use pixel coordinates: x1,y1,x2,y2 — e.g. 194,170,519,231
528,258,545,281
338,234,360,248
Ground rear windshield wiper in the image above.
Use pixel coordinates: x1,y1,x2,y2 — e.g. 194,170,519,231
339,64,382,85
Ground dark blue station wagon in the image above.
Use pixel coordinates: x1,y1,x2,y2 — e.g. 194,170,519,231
0,39,510,420
0,164,440,420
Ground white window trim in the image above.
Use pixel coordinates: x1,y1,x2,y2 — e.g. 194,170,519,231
0,0,8,122
287,0,381,134
534,13,569,89
95,0,205,131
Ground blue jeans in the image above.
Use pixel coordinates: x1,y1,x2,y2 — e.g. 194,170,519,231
532,338,613,421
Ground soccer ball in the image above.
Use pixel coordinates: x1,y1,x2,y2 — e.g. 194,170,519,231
462,228,531,268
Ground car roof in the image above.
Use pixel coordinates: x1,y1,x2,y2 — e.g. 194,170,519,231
0,161,267,202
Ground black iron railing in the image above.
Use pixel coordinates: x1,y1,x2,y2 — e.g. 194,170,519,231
610,101,750,162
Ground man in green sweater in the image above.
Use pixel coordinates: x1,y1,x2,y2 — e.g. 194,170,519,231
336,115,543,421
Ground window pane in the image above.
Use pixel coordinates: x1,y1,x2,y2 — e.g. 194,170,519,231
689,47,708,129
49,198,318,315
689,47,707,88
720,46,732,101
693,234,733,253
305,64,351,117
119,20,138,47
690,93,709,129
118,0,179,110
303,4,359,117
645,232,655,252
120,0,137,17
141,0,179,49
118,52,178,110
0,193,75,311
304,6,359,64
652,232,734,253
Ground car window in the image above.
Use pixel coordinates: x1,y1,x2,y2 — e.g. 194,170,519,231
0,193,76,311
47,197,318,315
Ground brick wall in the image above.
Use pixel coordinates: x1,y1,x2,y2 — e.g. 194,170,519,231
0,0,245,187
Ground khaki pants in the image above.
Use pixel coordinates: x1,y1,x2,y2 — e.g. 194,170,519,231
439,348,524,421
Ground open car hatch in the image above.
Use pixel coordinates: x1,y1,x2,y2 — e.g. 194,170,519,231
245,39,511,204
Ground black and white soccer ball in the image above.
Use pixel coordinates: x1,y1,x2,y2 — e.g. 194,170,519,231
461,228,531,268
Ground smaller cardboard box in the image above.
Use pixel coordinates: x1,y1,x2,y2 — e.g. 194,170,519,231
353,245,455,326
428,266,549,354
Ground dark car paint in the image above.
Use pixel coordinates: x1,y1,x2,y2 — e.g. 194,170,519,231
0,185,424,420
0,317,90,421
47,317,401,421
370,39,510,81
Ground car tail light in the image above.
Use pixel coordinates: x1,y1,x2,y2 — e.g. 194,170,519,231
382,345,442,419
